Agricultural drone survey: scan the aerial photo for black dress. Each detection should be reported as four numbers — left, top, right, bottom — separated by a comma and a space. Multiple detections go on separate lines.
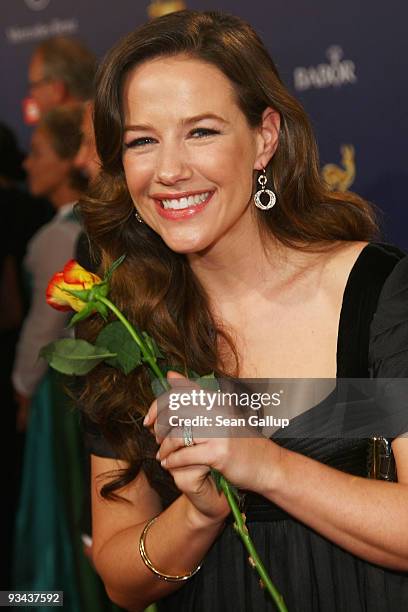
85, 243, 408, 612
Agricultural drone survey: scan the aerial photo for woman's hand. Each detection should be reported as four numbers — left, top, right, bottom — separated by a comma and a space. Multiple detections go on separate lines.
144, 372, 230, 523
144, 371, 284, 504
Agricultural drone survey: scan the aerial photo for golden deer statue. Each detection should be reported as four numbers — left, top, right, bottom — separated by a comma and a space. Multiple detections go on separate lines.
322, 144, 355, 192
147, 0, 186, 19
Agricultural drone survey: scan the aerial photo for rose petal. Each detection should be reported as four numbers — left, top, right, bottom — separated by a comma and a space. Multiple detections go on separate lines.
46, 272, 72, 311
63, 260, 101, 288
46, 272, 86, 312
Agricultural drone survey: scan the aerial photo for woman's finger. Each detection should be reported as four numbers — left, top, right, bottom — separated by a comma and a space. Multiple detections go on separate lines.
144, 370, 186, 427
156, 429, 183, 459
158, 427, 207, 460
149, 371, 205, 442
159, 443, 213, 470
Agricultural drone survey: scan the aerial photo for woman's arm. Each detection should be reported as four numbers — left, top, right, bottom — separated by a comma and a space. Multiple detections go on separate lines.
264, 436, 408, 571
91, 455, 228, 611
158, 434, 408, 571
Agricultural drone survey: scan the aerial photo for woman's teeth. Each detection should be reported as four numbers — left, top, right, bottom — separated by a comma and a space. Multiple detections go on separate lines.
161, 191, 210, 210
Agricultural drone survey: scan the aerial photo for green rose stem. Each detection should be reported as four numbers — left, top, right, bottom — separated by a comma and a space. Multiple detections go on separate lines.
91, 293, 286, 611
219, 475, 288, 612
96, 295, 169, 392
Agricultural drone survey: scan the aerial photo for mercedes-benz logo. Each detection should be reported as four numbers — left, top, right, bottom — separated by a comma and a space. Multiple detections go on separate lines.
326, 45, 343, 63
25, 0, 51, 11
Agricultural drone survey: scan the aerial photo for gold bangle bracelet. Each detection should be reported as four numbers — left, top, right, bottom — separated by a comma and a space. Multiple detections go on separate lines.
139, 516, 202, 582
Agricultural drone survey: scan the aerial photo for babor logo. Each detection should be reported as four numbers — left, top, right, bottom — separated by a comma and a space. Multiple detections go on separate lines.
24, 0, 50, 10
294, 46, 357, 92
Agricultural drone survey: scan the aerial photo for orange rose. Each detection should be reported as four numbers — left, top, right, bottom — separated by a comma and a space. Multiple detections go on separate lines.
46, 260, 102, 312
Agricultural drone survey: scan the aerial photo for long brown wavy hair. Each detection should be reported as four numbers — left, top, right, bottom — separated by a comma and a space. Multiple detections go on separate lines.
77, 10, 378, 500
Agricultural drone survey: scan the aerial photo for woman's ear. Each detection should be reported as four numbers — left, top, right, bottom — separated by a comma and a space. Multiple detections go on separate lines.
254, 107, 280, 171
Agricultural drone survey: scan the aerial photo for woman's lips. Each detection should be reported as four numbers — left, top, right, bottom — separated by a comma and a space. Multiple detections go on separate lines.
154, 191, 214, 220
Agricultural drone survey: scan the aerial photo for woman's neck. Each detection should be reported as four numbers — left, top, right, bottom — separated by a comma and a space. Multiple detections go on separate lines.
188, 221, 328, 313
187, 210, 287, 301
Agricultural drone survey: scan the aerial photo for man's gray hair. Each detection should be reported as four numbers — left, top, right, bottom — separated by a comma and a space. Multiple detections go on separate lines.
35, 36, 96, 100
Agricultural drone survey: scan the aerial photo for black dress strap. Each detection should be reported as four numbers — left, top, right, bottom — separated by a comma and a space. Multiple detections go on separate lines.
336, 243, 405, 378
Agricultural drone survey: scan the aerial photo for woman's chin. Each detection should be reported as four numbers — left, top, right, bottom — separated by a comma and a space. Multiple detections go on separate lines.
160, 230, 211, 255
164, 241, 205, 255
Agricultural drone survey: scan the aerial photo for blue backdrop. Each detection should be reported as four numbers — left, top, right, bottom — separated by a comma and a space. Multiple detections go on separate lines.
1, 0, 407, 247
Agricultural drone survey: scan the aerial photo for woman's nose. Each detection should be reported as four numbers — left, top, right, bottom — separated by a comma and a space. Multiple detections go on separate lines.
156, 144, 192, 185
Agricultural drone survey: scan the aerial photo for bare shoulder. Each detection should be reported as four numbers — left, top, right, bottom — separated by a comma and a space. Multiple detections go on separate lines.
324, 239, 369, 269
320, 240, 369, 296
91, 455, 162, 558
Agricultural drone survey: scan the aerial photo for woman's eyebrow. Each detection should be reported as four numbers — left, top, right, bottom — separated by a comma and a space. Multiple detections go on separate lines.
123, 123, 153, 132
124, 113, 228, 132
182, 113, 228, 126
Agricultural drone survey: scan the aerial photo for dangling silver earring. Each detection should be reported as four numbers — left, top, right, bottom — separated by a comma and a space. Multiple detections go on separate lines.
134, 209, 144, 223
254, 169, 276, 210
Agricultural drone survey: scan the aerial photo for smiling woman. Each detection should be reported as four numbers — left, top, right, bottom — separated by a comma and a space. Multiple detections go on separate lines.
76, 9, 408, 612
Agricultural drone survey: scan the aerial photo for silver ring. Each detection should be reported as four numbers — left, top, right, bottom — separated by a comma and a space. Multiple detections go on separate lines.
183, 425, 194, 447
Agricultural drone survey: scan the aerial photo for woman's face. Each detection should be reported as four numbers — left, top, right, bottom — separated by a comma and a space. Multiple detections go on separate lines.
122, 55, 277, 255
24, 127, 72, 199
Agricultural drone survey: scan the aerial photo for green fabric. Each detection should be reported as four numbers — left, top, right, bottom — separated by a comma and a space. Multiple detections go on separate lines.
13, 373, 81, 610
13, 371, 120, 611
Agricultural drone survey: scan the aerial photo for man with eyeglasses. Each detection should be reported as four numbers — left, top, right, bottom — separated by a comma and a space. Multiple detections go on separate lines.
28, 36, 96, 116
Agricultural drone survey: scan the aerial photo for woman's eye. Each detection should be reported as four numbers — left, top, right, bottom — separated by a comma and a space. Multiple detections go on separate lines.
190, 128, 219, 139
124, 137, 156, 149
